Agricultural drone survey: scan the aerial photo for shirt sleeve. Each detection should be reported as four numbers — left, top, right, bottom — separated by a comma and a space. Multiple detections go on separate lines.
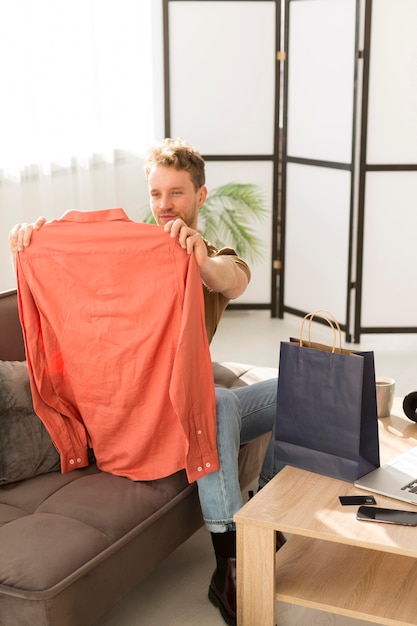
204, 240, 251, 284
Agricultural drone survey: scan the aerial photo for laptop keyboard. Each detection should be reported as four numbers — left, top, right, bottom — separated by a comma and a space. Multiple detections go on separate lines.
402, 479, 417, 493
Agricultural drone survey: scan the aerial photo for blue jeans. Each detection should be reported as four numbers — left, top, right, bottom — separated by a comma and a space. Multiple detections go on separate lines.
196, 378, 284, 533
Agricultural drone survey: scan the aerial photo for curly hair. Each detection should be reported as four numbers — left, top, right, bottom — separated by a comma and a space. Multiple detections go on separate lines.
144, 137, 205, 191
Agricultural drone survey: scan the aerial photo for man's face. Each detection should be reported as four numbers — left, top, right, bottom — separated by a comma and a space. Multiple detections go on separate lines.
148, 165, 207, 230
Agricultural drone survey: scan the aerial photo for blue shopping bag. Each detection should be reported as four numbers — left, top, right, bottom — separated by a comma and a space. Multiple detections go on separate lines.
274, 311, 380, 483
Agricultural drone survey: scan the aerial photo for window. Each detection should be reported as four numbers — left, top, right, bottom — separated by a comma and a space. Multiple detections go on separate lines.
0, 0, 158, 176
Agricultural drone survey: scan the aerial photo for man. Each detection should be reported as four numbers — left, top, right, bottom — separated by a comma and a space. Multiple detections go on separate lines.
9, 137, 283, 626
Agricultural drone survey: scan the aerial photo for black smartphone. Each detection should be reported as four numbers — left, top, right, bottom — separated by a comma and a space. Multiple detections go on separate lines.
339, 495, 376, 506
357, 506, 417, 526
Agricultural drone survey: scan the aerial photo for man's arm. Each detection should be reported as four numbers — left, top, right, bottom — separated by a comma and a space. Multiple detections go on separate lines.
8, 217, 46, 270
164, 218, 248, 299
199, 254, 248, 299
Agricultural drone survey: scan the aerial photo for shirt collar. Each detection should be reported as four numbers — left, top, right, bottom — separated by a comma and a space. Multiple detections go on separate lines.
59, 208, 131, 223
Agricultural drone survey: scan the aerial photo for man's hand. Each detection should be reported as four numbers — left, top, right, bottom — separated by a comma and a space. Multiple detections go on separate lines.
164, 218, 248, 299
164, 218, 208, 268
8, 216, 47, 254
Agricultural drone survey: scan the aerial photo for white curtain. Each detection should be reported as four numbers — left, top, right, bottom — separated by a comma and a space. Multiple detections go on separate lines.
0, 0, 162, 290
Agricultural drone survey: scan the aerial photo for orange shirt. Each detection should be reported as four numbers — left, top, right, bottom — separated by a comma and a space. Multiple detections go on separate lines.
16, 208, 218, 483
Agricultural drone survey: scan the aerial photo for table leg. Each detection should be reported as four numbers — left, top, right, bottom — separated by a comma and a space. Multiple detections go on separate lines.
236, 523, 276, 625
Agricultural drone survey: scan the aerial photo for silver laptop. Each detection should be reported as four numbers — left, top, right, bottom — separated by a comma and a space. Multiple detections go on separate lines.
354, 446, 417, 506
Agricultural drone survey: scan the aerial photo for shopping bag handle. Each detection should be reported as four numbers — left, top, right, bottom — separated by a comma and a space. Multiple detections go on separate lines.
300, 309, 343, 353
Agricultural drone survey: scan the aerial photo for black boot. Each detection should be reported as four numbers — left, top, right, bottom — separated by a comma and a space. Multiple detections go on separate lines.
208, 531, 237, 626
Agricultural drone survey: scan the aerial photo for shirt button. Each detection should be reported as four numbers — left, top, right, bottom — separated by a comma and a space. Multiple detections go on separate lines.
77, 458, 82, 463
205, 462, 211, 468
197, 430, 202, 435
197, 466, 203, 472
69, 459, 75, 465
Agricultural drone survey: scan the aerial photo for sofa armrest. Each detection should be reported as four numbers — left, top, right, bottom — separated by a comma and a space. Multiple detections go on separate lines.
0, 289, 26, 361
212, 361, 277, 389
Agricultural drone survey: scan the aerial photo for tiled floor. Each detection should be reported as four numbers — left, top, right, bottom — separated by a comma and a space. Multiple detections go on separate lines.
95, 310, 417, 626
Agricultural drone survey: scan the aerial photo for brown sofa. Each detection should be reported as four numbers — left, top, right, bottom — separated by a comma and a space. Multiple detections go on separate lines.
0, 288, 276, 626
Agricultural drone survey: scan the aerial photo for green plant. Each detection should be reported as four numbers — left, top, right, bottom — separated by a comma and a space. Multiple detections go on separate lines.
143, 183, 267, 263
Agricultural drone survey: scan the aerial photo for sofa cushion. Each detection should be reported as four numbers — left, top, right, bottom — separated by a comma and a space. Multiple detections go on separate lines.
212, 361, 277, 389
0, 466, 192, 591
0, 360, 60, 485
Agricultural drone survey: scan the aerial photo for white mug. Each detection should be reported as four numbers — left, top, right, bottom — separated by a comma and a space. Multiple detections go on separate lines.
376, 377, 395, 418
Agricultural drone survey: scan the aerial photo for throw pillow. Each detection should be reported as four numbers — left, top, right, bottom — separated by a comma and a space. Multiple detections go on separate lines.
0, 360, 60, 485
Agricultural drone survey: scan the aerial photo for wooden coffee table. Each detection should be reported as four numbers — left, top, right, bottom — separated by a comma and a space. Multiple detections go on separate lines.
235, 398, 417, 625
